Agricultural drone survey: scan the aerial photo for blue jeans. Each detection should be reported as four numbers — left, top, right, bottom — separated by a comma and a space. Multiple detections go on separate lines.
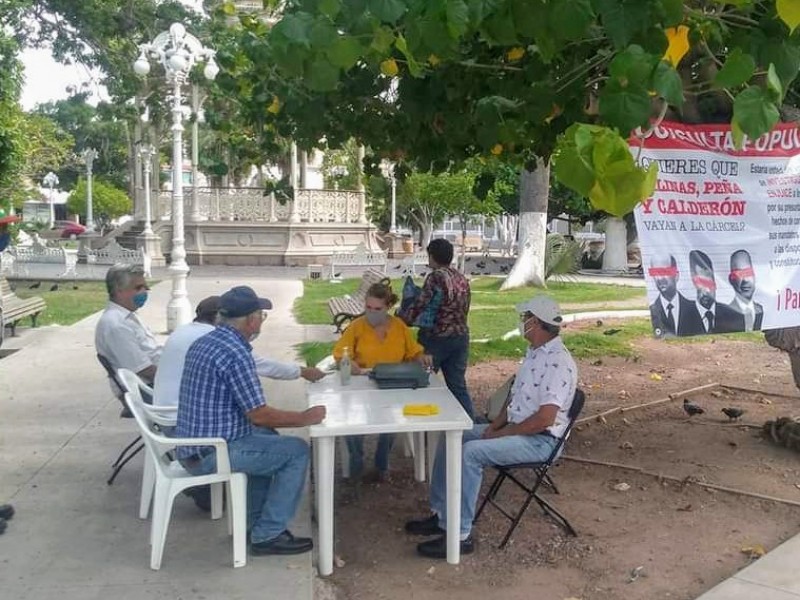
181, 427, 309, 544
428, 424, 557, 536
418, 331, 474, 419
345, 434, 394, 476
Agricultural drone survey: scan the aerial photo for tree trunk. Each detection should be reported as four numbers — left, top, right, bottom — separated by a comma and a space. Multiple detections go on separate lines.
421, 221, 433, 249
500, 158, 549, 290
602, 216, 628, 272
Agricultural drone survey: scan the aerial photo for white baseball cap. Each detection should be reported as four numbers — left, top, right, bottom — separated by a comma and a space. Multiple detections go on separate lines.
516, 296, 563, 326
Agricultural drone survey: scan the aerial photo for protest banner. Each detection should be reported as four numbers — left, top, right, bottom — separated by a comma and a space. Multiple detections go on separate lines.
633, 121, 800, 338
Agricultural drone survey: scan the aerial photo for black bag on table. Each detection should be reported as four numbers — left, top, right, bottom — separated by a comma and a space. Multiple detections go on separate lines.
369, 362, 430, 390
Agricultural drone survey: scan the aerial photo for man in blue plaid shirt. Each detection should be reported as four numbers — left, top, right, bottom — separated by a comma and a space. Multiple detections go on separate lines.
177, 286, 326, 556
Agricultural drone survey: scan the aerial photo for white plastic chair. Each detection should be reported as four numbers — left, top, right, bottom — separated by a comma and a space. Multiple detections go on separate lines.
113, 371, 178, 519
118, 369, 247, 570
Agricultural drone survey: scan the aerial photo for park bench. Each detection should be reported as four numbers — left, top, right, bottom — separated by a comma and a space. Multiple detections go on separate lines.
87, 240, 152, 278
329, 243, 387, 279
327, 268, 390, 333
0, 275, 46, 338
401, 250, 429, 276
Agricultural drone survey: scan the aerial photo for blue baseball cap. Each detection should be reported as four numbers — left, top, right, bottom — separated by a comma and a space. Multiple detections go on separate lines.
219, 286, 272, 318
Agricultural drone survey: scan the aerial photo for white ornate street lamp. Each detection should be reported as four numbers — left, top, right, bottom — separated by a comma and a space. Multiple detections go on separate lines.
82, 148, 98, 230
133, 22, 219, 332
138, 144, 156, 235
330, 165, 348, 191
43, 171, 59, 228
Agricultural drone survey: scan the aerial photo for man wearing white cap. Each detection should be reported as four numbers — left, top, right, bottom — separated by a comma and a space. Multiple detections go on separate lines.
405, 295, 578, 558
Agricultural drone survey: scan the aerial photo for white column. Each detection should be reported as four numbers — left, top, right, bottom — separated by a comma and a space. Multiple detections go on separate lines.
141, 146, 154, 235
357, 145, 368, 224
289, 141, 300, 223
83, 148, 97, 230
390, 177, 397, 233
167, 78, 192, 331
189, 84, 202, 222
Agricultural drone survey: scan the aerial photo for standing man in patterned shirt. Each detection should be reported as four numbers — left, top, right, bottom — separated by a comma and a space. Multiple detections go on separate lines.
405, 295, 578, 559
176, 285, 326, 556
403, 238, 474, 418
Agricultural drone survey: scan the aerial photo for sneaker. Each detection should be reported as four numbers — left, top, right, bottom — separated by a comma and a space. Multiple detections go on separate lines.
416, 534, 474, 559
404, 514, 444, 536
251, 530, 313, 556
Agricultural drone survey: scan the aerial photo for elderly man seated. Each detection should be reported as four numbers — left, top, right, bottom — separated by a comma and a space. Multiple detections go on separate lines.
405, 296, 578, 558
176, 286, 326, 556
154, 296, 325, 409
95, 264, 160, 386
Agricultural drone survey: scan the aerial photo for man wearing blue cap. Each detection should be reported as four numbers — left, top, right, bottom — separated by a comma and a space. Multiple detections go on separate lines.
176, 286, 326, 556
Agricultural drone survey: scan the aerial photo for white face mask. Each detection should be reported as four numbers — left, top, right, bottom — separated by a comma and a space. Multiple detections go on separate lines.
519, 318, 533, 339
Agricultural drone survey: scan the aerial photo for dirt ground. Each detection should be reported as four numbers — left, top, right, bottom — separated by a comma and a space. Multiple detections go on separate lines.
322, 321, 800, 600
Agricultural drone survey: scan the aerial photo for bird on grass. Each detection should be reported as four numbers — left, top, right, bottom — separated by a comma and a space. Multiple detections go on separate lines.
393, 264, 402, 270
49, 284, 58, 292
28, 281, 41, 289
333, 272, 342, 279
465, 256, 472, 263
72, 285, 79, 290
603, 328, 622, 336
721, 407, 745, 421
683, 399, 705, 417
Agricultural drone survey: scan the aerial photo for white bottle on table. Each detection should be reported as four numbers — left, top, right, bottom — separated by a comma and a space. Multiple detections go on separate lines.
339, 346, 352, 386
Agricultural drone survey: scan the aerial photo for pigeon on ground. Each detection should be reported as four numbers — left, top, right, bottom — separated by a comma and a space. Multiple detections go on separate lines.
394, 264, 402, 270
72, 285, 79, 290
721, 407, 745, 421
683, 399, 705, 417
465, 256, 472, 262
29, 281, 41, 289
333, 272, 342, 278
491, 258, 498, 263
603, 328, 622, 336
475, 261, 487, 269
49, 284, 59, 292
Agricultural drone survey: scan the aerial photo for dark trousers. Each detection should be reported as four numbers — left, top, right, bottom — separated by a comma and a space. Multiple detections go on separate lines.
418, 331, 474, 419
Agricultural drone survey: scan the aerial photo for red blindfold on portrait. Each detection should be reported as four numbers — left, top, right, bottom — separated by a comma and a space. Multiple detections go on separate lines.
648, 266, 678, 278
729, 267, 754, 281
691, 275, 716, 290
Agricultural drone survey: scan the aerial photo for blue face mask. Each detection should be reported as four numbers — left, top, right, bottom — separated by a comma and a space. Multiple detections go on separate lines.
132, 291, 148, 309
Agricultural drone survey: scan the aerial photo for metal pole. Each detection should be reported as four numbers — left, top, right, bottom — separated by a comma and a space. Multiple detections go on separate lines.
390, 176, 397, 233
167, 78, 192, 331
189, 84, 201, 222
141, 146, 154, 235
83, 148, 97, 229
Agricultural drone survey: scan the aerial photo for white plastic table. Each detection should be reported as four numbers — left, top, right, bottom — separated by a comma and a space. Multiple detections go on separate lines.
308, 373, 472, 576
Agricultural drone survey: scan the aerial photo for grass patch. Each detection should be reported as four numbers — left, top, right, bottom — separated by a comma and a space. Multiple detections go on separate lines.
295, 276, 647, 328
13, 280, 108, 326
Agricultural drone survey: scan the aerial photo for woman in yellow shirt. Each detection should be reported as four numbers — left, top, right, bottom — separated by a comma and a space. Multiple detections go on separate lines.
333, 282, 432, 481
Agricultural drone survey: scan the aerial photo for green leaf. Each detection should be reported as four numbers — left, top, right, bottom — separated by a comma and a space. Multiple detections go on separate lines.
777, 0, 800, 33
309, 19, 337, 48
318, 0, 342, 19
731, 118, 745, 149
593, 0, 650, 49
757, 39, 800, 89
368, 0, 407, 23
659, 0, 684, 27
327, 36, 364, 69
370, 26, 395, 53
714, 48, 755, 88
609, 45, 657, 87
446, 0, 470, 38
598, 81, 652, 134
652, 61, 684, 108
732, 86, 780, 141
549, 0, 594, 41
306, 58, 340, 91
272, 13, 315, 47
481, 6, 518, 45
767, 63, 784, 102
394, 34, 423, 77
222, 2, 237, 16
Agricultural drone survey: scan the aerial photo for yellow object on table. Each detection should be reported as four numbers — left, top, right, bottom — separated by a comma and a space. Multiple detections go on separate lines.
403, 403, 440, 416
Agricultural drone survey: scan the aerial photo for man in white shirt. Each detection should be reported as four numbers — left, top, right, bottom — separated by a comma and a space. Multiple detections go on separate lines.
727, 249, 763, 332
405, 295, 578, 559
95, 264, 161, 387
154, 296, 326, 407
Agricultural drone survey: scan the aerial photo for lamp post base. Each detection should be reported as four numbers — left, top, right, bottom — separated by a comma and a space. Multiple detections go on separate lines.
166, 263, 192, 332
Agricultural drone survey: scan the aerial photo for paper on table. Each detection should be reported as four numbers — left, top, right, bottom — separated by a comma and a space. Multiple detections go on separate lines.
403, 403, 440, 416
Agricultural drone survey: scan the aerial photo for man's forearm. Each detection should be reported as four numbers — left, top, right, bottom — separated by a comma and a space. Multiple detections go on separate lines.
249, 405, 308, 428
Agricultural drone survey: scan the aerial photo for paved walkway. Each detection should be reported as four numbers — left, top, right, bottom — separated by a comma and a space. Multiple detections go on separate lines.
0, 277, 317, 600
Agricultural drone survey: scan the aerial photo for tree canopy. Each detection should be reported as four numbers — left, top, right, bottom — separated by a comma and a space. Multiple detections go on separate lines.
214, 0, 800, 216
